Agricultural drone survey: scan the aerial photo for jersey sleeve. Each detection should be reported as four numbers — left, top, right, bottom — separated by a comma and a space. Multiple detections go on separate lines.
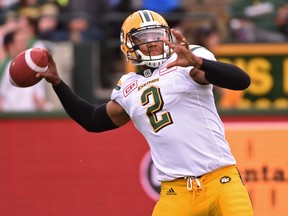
111, 78, 124, 101
189, 45, 217, 61
110, 73, 132, 107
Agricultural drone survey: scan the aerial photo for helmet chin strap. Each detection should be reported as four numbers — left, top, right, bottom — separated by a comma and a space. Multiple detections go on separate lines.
134, 43, 171, 68
134, 50, 168, 68
144, 58, 168, 68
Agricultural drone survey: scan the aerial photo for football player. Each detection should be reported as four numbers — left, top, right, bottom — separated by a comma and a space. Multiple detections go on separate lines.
38, 10, 254, 216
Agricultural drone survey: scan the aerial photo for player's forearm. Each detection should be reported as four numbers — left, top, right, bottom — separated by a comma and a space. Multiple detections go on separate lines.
53, 80, 118, 132
199, 58, 251, 90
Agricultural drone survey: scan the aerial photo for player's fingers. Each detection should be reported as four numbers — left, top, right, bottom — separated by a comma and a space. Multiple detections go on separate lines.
171, 29, 183, 42
171, 29, 188, 46
35, 71, 44, 79
180, 42, 189, 49
46, 51, 54, 63
162, 37, 173, 47
35, 60, 54, 79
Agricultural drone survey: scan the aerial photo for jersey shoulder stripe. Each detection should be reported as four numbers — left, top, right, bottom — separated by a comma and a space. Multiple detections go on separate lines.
189, 45, 203, 52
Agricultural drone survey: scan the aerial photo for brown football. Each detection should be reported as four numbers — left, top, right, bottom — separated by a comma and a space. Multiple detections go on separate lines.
9, 48, 49, 87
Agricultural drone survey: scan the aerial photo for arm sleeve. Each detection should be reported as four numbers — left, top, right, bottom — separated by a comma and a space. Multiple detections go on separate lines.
53, 80, 118, 132
200, 58, 251, 90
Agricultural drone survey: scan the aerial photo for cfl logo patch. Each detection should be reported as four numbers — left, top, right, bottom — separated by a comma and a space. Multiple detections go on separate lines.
124, 80, 138, 97
220, 176, 231, 184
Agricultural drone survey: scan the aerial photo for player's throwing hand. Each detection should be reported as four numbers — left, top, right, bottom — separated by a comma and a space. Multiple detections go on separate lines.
36, 52, 61, 86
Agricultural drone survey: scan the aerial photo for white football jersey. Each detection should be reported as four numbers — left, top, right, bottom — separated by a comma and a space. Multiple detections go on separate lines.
111, 46, 236, 181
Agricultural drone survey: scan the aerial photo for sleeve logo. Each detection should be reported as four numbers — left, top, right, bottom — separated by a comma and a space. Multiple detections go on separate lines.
124, 80, 138, 97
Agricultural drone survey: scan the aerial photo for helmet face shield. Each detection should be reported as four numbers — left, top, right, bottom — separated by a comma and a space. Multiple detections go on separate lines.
130, 27, 170, 46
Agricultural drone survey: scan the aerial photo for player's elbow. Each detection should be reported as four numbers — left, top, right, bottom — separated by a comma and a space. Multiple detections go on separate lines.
80, 122, 118, 133
81, 124, 105, 133
242, 74, 251, 90
234, 72, 251, 90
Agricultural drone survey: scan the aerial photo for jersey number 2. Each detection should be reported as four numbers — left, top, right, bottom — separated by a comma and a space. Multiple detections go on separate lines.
141, 86, 173, 132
